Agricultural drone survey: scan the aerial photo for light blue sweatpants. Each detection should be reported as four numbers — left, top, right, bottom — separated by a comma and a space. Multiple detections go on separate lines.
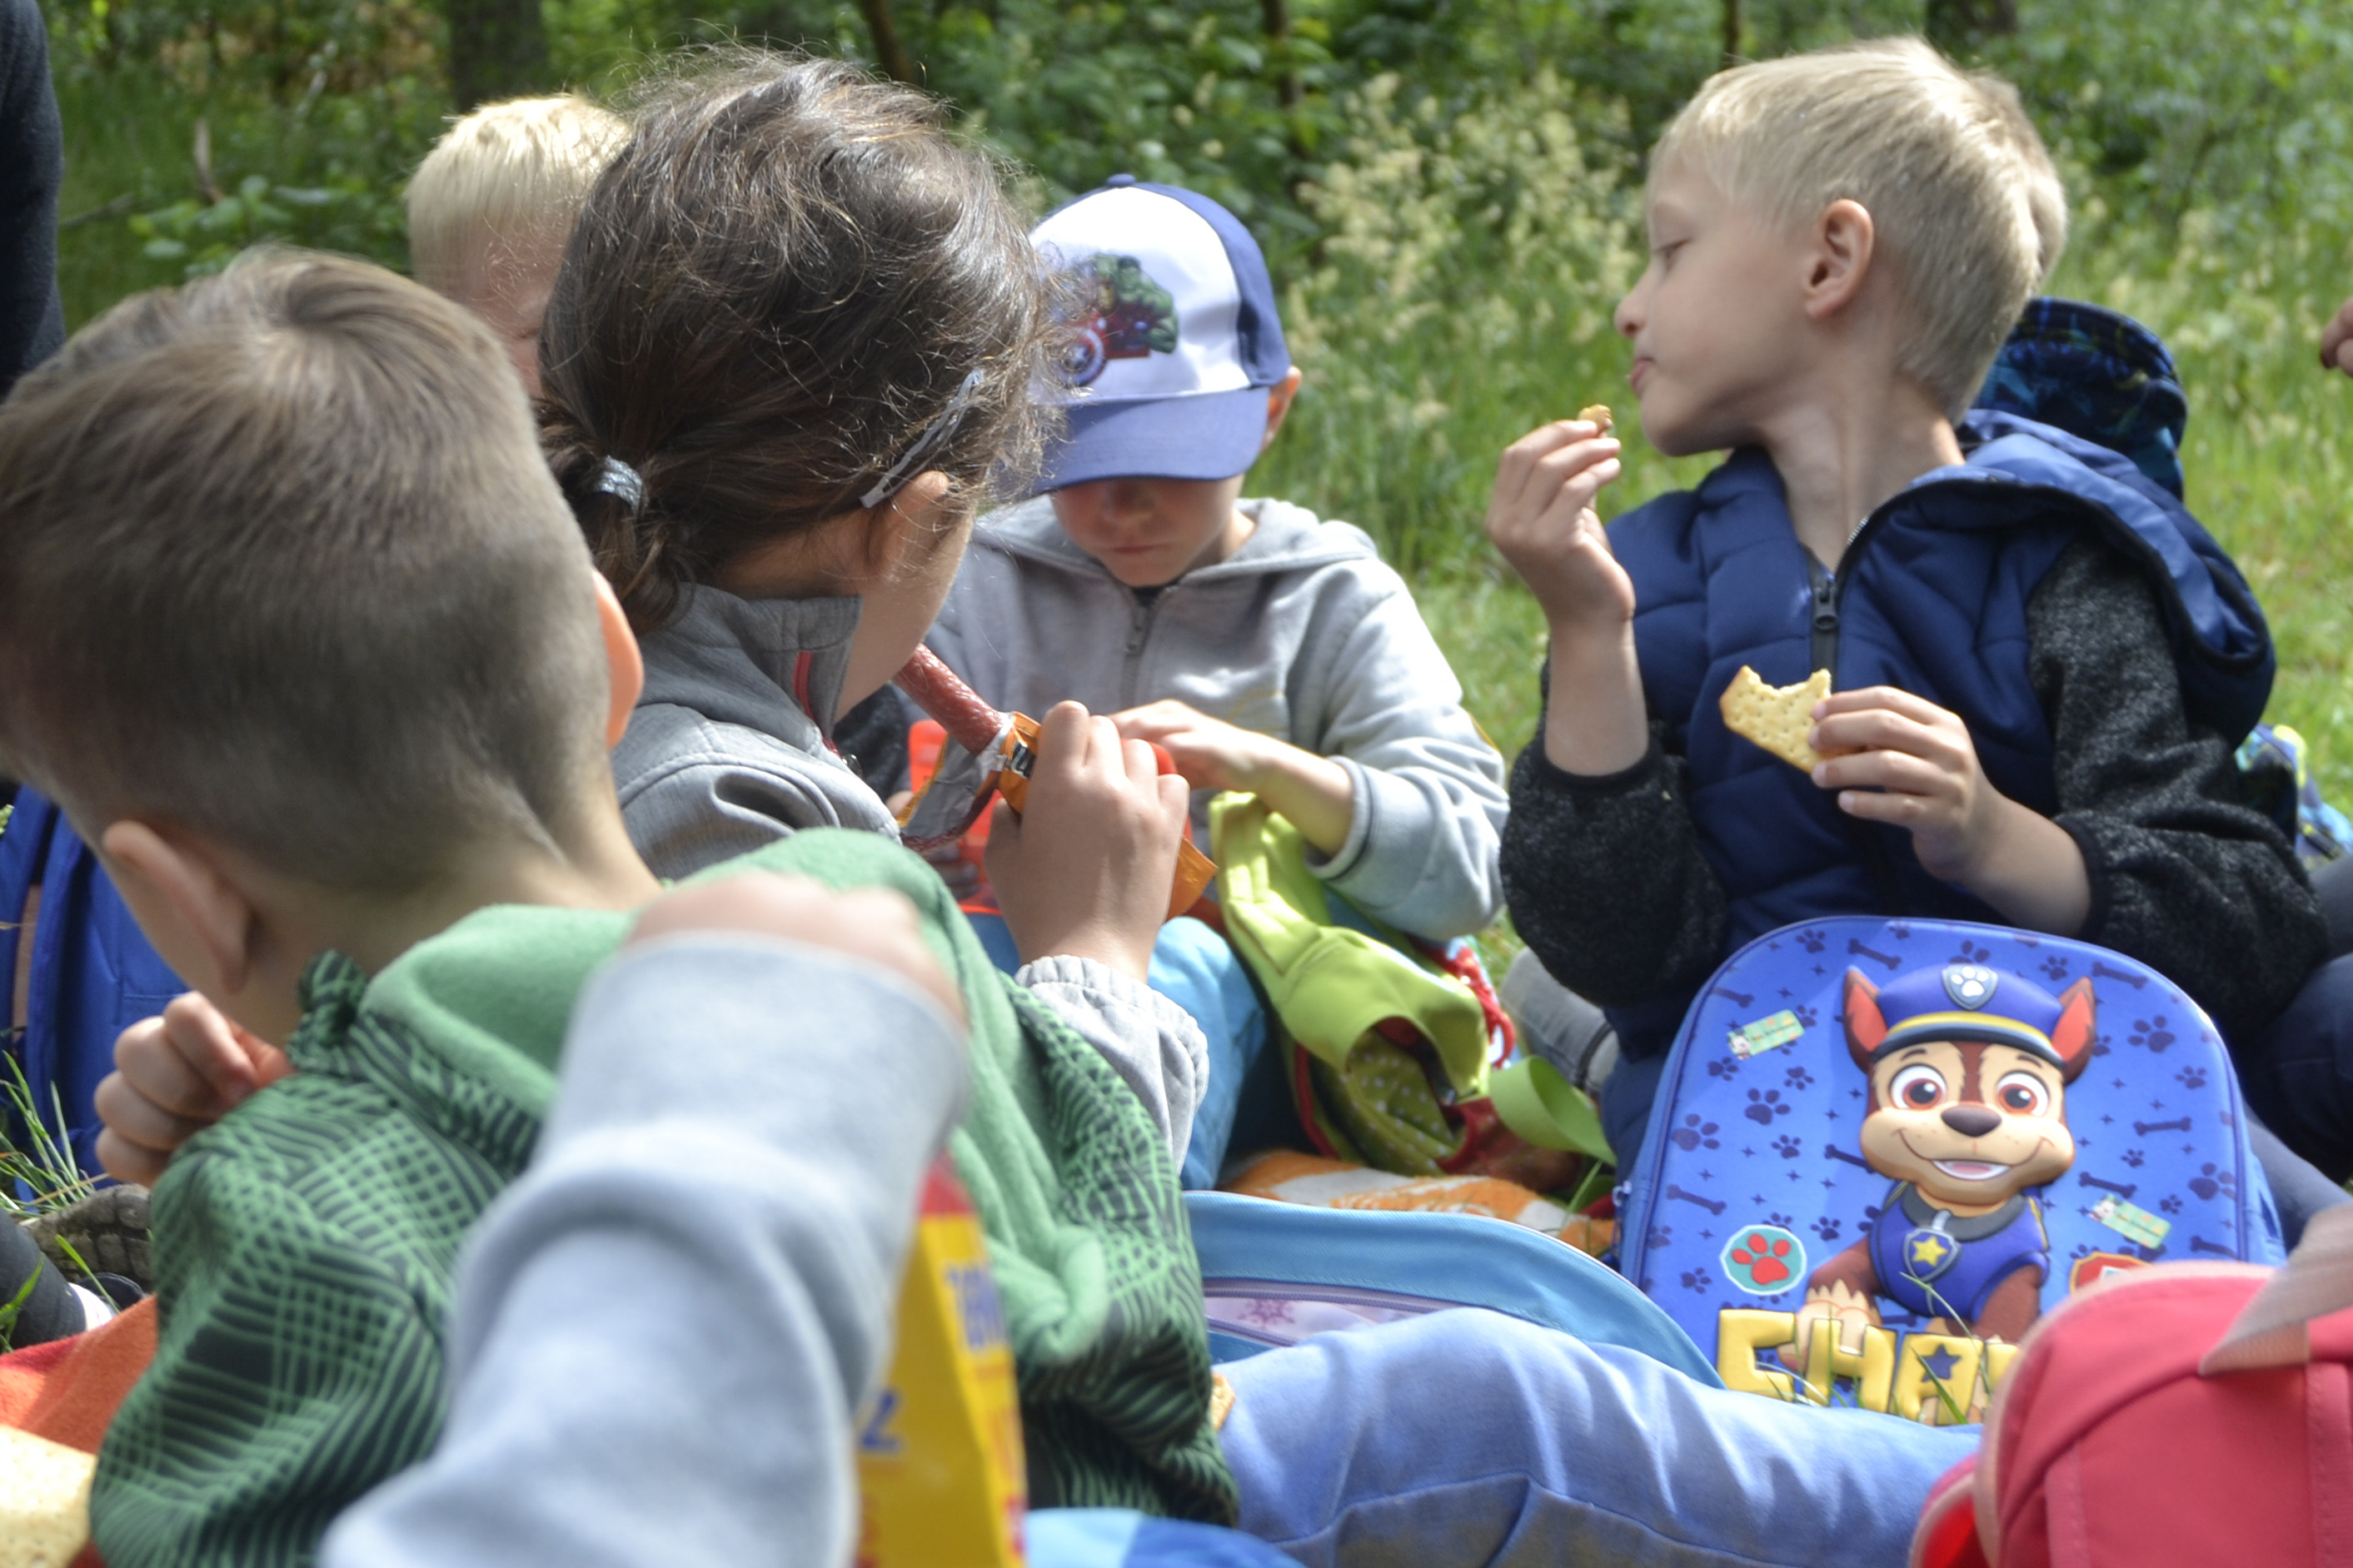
1217, 1308, 1977, 1567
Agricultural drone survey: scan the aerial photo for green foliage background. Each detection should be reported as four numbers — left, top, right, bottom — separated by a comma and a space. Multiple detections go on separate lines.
38, 0, 2353, 792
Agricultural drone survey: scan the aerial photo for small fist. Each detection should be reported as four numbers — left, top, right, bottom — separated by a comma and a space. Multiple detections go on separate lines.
2324, 296, 2353, 377
96, 993, 293, 1187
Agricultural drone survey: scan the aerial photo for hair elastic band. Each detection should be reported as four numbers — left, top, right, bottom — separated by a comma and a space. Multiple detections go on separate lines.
594, 455, 646, 510
860, 369, 985, 511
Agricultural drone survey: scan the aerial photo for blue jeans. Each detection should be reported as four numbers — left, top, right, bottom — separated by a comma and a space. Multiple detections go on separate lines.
1218, 1308, 1976, 1567
1030, 1510, 1295, 1566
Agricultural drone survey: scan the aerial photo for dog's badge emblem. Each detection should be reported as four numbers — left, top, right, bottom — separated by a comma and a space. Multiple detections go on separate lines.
1903, 1226, 1960, 1282
1942, 963, 1999, 1010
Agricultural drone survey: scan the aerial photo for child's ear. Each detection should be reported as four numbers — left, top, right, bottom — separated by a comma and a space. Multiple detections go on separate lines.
1259, 367, 1304, 454
1802, 199, 1877, 321
591, 570, 645, 749
98, 820, 264, 999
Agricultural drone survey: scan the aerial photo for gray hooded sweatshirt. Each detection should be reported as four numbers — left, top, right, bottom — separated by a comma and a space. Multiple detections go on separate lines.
929, 496, 1508, 942
610, 585, 1207, 1157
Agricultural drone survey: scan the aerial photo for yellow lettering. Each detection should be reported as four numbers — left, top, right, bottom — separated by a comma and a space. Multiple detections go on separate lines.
1802, 1322, 1898, 1410
1716, 1310, 1801, 1400
1892, 1334, 1983, 1424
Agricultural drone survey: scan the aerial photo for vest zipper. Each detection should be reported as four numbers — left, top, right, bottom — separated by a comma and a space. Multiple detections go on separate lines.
1120, 588, 1165, 710
1812, 510, 1908, 913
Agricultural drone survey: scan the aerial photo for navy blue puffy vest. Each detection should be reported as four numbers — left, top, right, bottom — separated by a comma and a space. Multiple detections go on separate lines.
1601, 411, 2273, 1068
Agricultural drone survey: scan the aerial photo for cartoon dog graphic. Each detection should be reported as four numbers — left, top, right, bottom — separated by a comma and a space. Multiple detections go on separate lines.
1783, 962, 2096, 1376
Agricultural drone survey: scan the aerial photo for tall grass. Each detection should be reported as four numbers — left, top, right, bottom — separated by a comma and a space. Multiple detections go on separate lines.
1254, 72, 2353, 799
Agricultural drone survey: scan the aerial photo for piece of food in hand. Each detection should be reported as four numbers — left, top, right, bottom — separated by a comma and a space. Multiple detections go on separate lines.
0, 1426, 95, 1568
1575, 403, 1613, 435
1719, 665, 1835, 771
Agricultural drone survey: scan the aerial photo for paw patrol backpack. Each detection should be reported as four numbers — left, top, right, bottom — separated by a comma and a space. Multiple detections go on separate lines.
1618, 916, 2285, 1422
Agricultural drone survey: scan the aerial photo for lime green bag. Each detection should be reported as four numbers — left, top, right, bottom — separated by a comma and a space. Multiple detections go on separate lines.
1209, 792, 1611, 1177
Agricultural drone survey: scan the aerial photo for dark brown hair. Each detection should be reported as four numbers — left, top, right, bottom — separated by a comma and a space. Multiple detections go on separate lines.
539, 52, 1056, 632
0, 251, 611, 894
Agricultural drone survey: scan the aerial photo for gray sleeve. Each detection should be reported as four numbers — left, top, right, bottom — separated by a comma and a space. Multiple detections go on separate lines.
1299, 581, 1509, 942
1014, 956, 1207, 1162
2031, 538, 2327, 1041
1500, 716, 1731, 1014
319, 938, 967, 1568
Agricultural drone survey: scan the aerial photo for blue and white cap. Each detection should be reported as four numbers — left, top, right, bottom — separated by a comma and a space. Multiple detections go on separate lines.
1030, 175, 1290, 490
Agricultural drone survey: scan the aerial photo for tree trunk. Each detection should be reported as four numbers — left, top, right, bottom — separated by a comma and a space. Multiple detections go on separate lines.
858, 0, 918, 84
1721, 0, 1742, 63
1924, 0, 2018, 53
1261, 0, 1301, 109
446, 0, 549, 110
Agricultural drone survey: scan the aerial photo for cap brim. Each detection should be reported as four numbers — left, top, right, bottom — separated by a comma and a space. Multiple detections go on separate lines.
1908, 1457, 1986, 1568
1034, 386, 1271, 491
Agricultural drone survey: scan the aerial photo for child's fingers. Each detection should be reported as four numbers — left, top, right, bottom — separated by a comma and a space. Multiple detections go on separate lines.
92, 1068, 217, 1163
1809, 706, 1962, 768
1495, 427, 1619, 515
1813, 748, 1957, 808
1809, 685, 1956, 725
119, 998, 255, 1115
94, 1125, 172, 1189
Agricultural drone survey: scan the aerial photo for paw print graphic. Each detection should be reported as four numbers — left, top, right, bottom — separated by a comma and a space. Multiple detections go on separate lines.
1237, 1297, 1298, 1328
2129, 1015, 2176, 1054
1727, 1234, 1794, 1287
1889, 921, 1913, 941
1767, 1212, 1795, 1229
2176, 1065, 2209, 1091
2091, 1033, 2113, 1058
1670, 1115, 1722, 1152
1812, 1215, 1843, 1242
1706, 1058, 1742, 1082
1951, 939, 1992, 964
2188, 1162, 2236, 1202
1646, 1226, 1673, 1250
1744, 1088, 1792, 1125
1773, 1134, 1802, 1160
2159, 1194, 2184, 1215
2121, 1147, 2145, 1168
1797, 928, 1827, 953
1681, 1267, 1717, 1294
1792, 1003, 1819, 1029
2040, 953, 2071, 982
1785, 1063, 1816, 1090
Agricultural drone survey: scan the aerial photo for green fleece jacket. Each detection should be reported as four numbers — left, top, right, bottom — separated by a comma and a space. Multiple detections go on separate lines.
92, 829, 1233, 1566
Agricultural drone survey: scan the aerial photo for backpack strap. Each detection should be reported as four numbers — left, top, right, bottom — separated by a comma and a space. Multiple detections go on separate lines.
2201, 1205, 2353, 1374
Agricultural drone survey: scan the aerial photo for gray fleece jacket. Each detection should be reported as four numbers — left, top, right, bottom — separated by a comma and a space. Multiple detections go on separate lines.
610, 585, 1208, 1158
929, 496, 1508, 942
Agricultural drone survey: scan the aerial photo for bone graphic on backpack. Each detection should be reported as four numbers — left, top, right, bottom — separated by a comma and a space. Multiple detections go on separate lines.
2134, 1117, 2192, 1137
1778, 963, 2096, 1381
2076, 1171, 2138, 1199
1666, 1185, 1728, 1216
2089, 960, 2148, 989
1847, 938, 1902, 970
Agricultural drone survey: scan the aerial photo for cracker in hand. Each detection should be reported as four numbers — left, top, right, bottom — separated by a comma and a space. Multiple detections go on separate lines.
1720, 665, 1833, 771
1576, 404, 1614, 435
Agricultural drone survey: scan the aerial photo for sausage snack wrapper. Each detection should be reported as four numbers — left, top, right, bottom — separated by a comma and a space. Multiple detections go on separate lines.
894, 648, 1217, 919
855, 1156, 1027, 1568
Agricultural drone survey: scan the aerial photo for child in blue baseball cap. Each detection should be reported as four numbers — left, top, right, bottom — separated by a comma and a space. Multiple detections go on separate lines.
929, 176, 1508, 948
925, 176, 1511, 1187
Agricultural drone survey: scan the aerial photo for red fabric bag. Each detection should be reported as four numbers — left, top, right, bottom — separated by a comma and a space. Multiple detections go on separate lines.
1912, 1205, 2353, 1568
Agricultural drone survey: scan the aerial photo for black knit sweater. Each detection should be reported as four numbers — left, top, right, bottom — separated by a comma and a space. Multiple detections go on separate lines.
1502, 537, 2326, 1051
1, 0, 64, 395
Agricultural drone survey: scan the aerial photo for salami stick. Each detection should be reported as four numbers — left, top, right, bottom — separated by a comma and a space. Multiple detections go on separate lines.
896, 645, 1007, 756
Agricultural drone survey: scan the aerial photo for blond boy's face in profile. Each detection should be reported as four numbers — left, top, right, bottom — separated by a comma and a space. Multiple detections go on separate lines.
439, 231, 567, 397
1613, 157, 1820, 460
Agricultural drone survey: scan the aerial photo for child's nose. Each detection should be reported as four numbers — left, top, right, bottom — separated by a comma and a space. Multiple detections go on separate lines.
1940, 1104, 2002, 1139
1614, 283, 1644, 340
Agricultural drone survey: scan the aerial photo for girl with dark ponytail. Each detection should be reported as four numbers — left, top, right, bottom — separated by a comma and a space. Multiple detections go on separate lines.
536, 52, 1240, 1522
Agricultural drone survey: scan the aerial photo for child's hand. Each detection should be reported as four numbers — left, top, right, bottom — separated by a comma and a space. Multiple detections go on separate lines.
2326, 296, 2353, 377
627, 872, 964, 1026
986, 701, 1188, 980
95, 993, 294, 1187
1484, 417, 1628, 631
1808, 687, 2089, 934
1113, 699, 1355, 855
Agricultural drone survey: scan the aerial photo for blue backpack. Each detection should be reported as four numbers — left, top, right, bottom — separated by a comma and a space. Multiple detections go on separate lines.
0, 785, 187, 1176
1618, 916, 2282, 1421
1185, 1191, 1718, 1386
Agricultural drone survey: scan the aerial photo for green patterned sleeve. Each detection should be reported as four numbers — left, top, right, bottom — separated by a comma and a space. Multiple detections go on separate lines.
92, 1137, 450, 1568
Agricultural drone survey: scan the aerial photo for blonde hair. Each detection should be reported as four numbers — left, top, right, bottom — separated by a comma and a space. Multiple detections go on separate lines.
407, 94, 631, 294
1653, 37, 2066, 418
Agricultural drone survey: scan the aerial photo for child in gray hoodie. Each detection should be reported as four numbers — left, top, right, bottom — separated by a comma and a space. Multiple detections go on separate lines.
929, 180, 1506, 948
